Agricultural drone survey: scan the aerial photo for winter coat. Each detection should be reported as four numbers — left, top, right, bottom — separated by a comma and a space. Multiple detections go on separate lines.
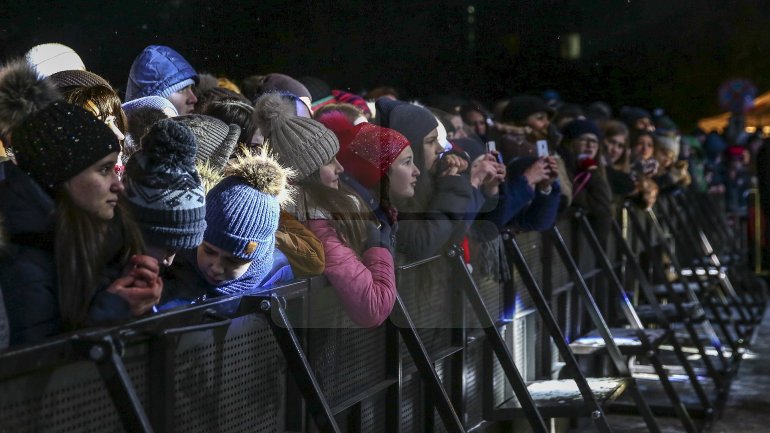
125, 45, 197, 101
306, 218, 396, 328
481, 174, 561, 234
0, 214, 9, 349
0, 162, 133, 345
397, 174, 485, 261
159, 248, 294, 310
571, 166, 613, 246
276, 210, 325, 278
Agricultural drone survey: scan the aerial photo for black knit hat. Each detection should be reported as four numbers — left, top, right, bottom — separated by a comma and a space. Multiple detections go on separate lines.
561, 119, 603, 142
13, 101, 118, 192
124, 119, 206, 250
501, 95, 551, 123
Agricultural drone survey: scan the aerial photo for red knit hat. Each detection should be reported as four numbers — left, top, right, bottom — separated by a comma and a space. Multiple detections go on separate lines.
318, 111, 410, 188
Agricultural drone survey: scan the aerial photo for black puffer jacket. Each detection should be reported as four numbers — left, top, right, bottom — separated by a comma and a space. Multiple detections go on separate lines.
0, 162, 132, 345
0, 211, 9, 350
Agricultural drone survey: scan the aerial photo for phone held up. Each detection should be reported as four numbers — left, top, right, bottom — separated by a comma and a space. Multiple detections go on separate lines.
486, 141, 504, 164
536, 140, 549, 158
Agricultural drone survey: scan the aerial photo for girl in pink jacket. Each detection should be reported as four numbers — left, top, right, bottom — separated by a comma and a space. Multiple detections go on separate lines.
255, 94, 418, 327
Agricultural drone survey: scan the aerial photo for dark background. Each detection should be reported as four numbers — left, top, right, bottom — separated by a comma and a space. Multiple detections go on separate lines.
2, 0, 769, 129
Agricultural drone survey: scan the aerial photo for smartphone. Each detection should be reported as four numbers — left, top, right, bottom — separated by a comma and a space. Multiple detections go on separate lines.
486, 141, 504, 164
536, 140, 549, 158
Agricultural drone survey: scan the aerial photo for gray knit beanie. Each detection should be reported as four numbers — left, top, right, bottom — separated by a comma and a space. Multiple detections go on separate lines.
254, 93, 338, 180
172, 114, 240, 173
124, 119, 206, 250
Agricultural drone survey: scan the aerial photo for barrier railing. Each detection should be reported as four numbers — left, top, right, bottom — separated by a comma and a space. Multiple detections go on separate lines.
0, 193, 749, 433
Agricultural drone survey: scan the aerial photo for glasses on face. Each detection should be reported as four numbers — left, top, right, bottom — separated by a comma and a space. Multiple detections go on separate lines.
605, 137, 625, 147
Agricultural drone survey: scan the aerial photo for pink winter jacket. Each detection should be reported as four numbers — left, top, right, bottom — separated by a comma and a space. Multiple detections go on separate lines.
306, 219, 396, 328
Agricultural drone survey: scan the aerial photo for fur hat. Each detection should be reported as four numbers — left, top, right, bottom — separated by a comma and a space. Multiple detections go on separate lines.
124, 119, 206, 250
24, 43, 86, 77
204, 149, 292, 277
0, 59, 117, 192
318, 111, 410, 188
254, 93, 338, 181
172, 114, 240, 174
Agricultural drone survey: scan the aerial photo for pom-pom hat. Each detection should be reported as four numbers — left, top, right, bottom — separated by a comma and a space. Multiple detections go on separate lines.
318, 111, 410, 188
123, 119, 206, 250
204, 149, 292, 280
0, 59, 116, 192
254, 93, 338, 180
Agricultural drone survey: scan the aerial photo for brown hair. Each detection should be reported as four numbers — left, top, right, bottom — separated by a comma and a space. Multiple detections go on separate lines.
55, 193, 144, 329
298, 171, 376, 254
602, 120, 631, 172
61, 85, 127, 136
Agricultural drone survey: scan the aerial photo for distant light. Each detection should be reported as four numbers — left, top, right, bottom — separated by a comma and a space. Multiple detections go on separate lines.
467, 5, 476, 14
746, 126, 757, 133
468, 16, 475, 24
561, 33, 581, 60
763, 126, 770, 134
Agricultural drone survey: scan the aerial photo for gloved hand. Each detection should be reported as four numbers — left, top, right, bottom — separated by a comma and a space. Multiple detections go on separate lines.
363, 220, 394, 255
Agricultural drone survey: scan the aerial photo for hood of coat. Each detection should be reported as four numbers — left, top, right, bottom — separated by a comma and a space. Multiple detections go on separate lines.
125, 45, 198, 101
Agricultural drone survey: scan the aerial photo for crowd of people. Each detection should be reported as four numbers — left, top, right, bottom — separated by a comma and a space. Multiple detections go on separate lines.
0, 42, 759, 348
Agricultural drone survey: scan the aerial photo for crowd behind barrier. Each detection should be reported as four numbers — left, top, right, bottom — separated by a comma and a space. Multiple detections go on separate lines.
0, 41, 768, 433
0, 196, 748, 433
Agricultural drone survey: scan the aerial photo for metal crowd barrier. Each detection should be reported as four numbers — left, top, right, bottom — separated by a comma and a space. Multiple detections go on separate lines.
0, 193, 753, 433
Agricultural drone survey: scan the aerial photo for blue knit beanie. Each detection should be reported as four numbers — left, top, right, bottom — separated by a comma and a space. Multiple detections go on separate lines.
203, 150, 291, 279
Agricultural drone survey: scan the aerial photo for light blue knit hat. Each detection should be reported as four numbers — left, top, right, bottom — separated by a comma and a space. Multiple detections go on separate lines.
203, 150, 292, 273
121, 96, 179, 117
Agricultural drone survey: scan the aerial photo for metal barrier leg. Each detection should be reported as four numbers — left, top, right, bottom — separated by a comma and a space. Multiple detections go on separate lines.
447, 246, 550, 433
502, 236, 616, 433
548, 227, 662, 433
646, 205, 738, 372
74, 336, 154, 433
389, 294, 467, 433
574, 213, 701, 432
249, 296, 342, 433
627, 208, 728, 393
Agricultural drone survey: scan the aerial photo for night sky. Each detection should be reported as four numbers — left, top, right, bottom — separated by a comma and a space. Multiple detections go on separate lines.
3, 0, 770, 128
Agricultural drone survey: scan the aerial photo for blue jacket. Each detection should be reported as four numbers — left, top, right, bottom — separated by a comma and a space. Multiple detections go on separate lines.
158, 248, 295, 311
482, 174, 561, 233
0, 163, 133, 345
125, 45, 197, 101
